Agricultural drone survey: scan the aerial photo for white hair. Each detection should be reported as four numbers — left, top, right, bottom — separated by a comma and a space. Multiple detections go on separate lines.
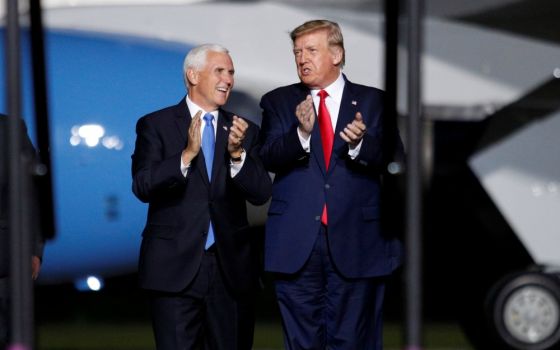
183, 43, 229, 89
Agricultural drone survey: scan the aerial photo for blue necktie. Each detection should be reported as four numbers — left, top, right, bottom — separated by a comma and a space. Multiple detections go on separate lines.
202, 113, 215, 249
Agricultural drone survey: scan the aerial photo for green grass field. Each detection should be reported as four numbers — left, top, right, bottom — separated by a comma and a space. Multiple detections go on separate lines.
37, 322, 474, 350
34, 278, 477, 349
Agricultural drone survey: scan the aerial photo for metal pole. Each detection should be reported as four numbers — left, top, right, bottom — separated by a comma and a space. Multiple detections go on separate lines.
6, 0, 34, 348
383, 0, 398, 116
29, 0, 56, 239
405, 0, 423, 349
383, 0, 399, 164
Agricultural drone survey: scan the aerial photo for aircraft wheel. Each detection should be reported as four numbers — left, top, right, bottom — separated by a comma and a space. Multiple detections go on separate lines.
487, 272, 560, 350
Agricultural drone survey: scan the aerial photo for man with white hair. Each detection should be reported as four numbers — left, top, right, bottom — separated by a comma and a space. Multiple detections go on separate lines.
132, 44, 271, 350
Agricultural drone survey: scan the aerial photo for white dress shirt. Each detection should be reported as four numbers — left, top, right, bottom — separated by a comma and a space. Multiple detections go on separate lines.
297, 73, 362, 158
181, 95, 245, 177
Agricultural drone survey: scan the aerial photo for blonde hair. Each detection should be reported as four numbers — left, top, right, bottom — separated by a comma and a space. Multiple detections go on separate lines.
290, 20, 345, 68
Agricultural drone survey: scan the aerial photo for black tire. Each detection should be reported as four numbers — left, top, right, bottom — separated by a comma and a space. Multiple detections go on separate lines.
486, 272, 560, 350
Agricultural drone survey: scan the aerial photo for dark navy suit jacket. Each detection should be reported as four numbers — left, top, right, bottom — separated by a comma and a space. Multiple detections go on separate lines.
259, 77, 403, 278
131, 98, 271, 296
0, 115, 44, 278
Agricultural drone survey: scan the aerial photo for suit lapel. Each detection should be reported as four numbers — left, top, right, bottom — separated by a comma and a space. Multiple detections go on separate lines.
174, 98, 190, 143
293, 84, 328, 175
175, 99, 211, 186
310, 112, 327, 175
330, 81, 359, 173
211, 110, 230, 184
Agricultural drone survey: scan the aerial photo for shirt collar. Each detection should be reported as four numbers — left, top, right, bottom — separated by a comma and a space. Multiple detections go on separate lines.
311, 73, 345, 103
185, 95, 218, 120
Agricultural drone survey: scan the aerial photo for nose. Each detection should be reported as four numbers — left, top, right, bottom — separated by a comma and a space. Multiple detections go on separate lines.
222, 72, 233, 86
297, 52, 307, 65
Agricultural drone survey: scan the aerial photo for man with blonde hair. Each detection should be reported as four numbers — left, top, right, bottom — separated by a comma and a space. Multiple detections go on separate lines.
259, 20, 403, 349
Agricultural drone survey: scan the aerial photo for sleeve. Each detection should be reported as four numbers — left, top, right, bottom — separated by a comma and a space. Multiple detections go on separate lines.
230, 123, 272, 205
258, 95, 310, 174
131, 116, 188, 203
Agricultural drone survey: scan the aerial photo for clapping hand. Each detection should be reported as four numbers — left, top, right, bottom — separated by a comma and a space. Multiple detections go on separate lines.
228, 115, 248, 158
340, 112, 366, 148
295, 95, 315, 139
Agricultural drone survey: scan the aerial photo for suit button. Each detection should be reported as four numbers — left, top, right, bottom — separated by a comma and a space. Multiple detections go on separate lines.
315, 216, 321, 221
325, 184, 330, 189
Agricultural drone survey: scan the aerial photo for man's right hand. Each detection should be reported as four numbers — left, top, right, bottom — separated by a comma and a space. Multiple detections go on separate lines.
296, 95, 315, 139
181, 110, 202, 165
32, 256, 41, 280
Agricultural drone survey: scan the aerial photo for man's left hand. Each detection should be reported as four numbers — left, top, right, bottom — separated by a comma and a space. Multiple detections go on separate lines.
339, 112, 366, 148
228, 116, 248, 157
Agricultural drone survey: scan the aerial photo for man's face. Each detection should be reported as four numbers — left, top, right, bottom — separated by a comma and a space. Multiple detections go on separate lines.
188, 51, 234, 111
293, 29, 342, 89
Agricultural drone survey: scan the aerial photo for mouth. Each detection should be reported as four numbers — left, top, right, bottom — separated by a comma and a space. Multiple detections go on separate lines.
300, 67, 312, 75
216, 87, 229, 94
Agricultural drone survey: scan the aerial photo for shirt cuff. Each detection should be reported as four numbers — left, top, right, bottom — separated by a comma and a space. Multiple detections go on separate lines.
230, 150, 246, 177
297, 128, 311, 153
180, 158, 190, 177
348, 139, 363, 159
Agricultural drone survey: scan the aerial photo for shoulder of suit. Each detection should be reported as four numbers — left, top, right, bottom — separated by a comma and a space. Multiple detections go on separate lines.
0, 114, 28, 131
261, 82, 303, 100
139, 103, 182, 123
345, 79, 385, 97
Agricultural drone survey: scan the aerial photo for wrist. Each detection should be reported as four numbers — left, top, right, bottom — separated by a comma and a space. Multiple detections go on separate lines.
182, 149, 195, 164
230, 149, 244, 162
297, 126, 311, 140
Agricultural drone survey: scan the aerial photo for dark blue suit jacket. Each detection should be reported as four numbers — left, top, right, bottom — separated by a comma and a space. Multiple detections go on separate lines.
131, 98, 271, 296
259, 77, 403, 278
0, 115, 44, 278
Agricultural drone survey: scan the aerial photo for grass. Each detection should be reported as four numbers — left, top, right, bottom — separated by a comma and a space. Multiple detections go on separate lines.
34, 279, 475, 349
37, 321, 474, 350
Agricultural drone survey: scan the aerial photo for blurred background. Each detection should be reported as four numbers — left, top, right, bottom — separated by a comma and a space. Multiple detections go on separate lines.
2, 0, 560, 349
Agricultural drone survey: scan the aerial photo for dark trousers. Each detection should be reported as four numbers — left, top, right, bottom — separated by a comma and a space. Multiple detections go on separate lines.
0, 277, 8, 350
148, 251, 255, 350
274, 226, 386, 350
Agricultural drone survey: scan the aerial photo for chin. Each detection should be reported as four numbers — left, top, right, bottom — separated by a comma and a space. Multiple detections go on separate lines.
215, 97, 227, 106
300, 77, 313, 86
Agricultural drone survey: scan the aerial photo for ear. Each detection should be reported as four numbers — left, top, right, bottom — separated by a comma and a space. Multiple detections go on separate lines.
331, 46, 343, 66
186, 68, 198, 86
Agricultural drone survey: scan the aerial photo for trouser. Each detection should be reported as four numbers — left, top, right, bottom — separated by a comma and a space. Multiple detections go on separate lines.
148, 251, 255, 350
0, 277, 9, 349
274, 226, 386, 350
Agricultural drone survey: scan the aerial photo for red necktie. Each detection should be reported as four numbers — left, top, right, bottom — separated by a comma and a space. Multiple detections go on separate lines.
318, 89, 334, 225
